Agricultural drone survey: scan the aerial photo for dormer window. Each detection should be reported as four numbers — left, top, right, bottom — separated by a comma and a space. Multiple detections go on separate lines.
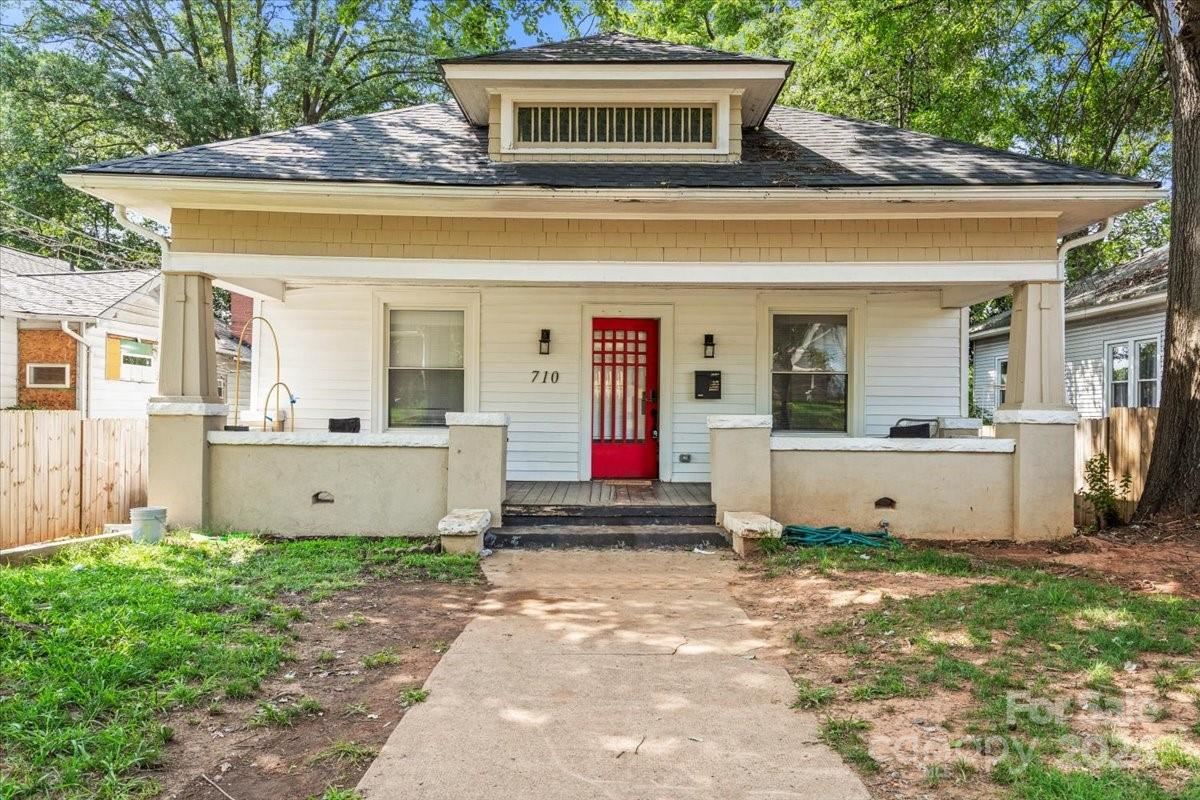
497, 91, 733, 157
514, 104, 716, 148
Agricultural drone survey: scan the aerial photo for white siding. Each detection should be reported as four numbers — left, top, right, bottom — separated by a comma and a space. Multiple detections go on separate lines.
86, 318, 160, 418
254, 285, 965, 482
0, 316, 16, 408
970, 308, 1166, 419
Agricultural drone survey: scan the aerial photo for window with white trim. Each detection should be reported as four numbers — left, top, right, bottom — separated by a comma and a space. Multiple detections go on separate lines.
387, 309, 464, 426
995, 358, 1008, 409
26, 363, 70, 388
515, 104, 716, 147
1107, 336, 1161, 410
770, 314, 849, 432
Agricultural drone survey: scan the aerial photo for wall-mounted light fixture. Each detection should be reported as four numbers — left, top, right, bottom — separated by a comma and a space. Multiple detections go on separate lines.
539, 329, 552, 355
703, 333, 716, 359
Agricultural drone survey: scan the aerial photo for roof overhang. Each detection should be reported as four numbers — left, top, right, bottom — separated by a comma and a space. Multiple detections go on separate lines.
61, 173, 1164, 235
440, 62, 791, 127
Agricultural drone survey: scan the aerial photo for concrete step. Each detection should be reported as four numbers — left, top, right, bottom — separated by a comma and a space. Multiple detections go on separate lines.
489, 524, 729, 550
502, 503, 716, 527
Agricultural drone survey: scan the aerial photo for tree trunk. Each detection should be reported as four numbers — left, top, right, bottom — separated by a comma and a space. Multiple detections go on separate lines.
1136, 0, 1200, 518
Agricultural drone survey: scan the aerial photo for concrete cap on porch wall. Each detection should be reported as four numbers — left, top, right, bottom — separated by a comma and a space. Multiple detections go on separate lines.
147, 400, 230, 417
707, 415, 773, 429
994, 409, 1080, 425
445, 412, 510, 427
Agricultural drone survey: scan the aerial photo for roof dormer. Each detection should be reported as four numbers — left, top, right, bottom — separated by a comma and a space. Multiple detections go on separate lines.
438, 32, 792, 163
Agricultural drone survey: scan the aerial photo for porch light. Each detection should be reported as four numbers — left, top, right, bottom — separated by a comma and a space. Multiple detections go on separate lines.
703, 333, 716, 359
539, 329, 552, 355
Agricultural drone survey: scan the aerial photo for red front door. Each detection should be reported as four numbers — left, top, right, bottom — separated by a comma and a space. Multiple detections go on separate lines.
591, 318, 659, 479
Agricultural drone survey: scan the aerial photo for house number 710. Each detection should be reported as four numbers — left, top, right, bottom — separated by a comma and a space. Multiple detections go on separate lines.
530, 370, 560, 384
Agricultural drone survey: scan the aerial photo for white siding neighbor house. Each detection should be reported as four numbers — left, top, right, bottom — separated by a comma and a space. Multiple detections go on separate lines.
971, 247, 1167, 419
0, 246, 161, 417
62, 33, 1162, 543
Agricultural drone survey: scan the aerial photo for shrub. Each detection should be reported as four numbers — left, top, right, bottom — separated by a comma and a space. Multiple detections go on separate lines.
1079, 453, 1131, 529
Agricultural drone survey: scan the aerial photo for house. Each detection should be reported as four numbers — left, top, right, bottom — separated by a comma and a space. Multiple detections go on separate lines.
1, 245, 252, 416
60, 32, 1162, 542
0, 246, 161, 416
971, 246, 1167, 419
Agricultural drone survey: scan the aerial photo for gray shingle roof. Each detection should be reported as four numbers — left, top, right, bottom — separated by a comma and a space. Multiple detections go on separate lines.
972, 246, 1169, 335
69, 102, 1154, 189
438, 31, 791, 65
0, 268, 159, 318
0, 246, 73, 275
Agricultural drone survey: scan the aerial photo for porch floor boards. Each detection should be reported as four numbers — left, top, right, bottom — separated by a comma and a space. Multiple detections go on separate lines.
504, 480, 711, 507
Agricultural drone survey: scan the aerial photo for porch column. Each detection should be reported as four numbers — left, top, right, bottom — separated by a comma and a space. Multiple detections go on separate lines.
995, 281, 1078, 541
707, 415, 772, 523
446, 413, 509, 527
147, 273, 227, 529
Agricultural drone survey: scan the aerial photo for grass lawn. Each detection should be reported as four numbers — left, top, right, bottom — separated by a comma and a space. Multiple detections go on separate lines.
754, 542, 1200, 800
0, 533, 478, 800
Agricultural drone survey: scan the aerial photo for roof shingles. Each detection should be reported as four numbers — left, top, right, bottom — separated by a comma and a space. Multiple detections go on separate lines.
438, 31, 790, 64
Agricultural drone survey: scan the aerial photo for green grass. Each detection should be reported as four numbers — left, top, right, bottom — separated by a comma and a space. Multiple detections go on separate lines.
819, 716, 879, 773
307, 739, 377, 767
792, 679, 836, 709
399, 687, 430, 707
769, 542, 1200, 799
248, 697, 323, 728
0, 532, 478, 799
362, 648, 401, 669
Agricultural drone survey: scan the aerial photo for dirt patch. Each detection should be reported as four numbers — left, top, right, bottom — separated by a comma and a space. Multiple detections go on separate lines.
949, 519, 1200, 597
153, 577, 484, 800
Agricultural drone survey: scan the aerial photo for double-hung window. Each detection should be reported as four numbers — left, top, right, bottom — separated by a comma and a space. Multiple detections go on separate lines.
770, 314, 849, 432
1106, 336, 1161, 411
995, 358, 1008, 410
387, 309, 465, 426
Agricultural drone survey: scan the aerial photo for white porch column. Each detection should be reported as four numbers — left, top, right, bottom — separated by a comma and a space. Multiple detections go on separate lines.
446, 412, 509, 527
707, 415, 772, 523
148, 273, 227, 528
995, 281, 1077, 541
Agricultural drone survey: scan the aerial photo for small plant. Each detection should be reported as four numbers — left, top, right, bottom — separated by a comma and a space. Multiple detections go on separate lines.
343, 702, 370, 717
1151, 736, 1200, 770
819, 716, 878, 773
333, 613, 368, 631
362, 648, 401, 669
317, 650, 337, 664
1084, 662, 1118, 693
399, 687, 430, 708
924, 763, 944, 788
307, 788, 364, 800
224, 678, 257, 699
1079, 453, 1132, 529
308, 740, 377, 766
249, 697, 322, 728
1146, 703, 1170, 722
792, 680, 836, 709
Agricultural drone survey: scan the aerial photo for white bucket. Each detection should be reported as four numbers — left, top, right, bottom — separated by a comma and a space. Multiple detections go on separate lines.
130, 506, 168, 544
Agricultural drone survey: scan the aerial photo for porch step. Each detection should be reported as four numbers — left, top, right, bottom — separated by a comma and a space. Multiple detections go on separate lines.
491, 524, 729, 550
501, 503, 716, 528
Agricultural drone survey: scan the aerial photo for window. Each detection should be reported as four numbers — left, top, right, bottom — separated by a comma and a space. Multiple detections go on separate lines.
771, 314, 849, 432
995, 358, 1008, 409
26, 363, 70, 388
387, 309, 464, 426
1107, 336, 1160, 411
1136, 338, 1160, 407
515, 104, 716, 147
105, 335, 156, 382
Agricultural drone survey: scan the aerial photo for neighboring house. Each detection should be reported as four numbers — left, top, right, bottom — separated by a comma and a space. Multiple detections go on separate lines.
0, 246, 161, 416
215, 317, 252, 412
63, 32, 1162, 542
971, 247, 1167, 419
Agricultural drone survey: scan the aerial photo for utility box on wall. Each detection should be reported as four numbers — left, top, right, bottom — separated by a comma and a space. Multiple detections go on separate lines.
694, 370, 722, 400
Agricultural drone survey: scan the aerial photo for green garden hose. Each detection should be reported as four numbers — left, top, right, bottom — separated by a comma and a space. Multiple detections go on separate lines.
781, 525, 902, 549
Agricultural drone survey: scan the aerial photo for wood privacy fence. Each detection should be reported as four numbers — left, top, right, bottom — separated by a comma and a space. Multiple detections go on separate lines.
0, 411, 148, 550
1074, 407, 1158, 523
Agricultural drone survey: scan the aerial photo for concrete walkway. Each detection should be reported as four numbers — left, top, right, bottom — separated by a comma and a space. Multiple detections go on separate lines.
357, 550, 870, 800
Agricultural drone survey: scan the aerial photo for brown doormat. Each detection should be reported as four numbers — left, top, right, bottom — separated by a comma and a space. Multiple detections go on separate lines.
603, 479, 653, 487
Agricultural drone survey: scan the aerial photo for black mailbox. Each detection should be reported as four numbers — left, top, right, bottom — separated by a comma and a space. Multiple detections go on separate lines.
694, 370, 722, 399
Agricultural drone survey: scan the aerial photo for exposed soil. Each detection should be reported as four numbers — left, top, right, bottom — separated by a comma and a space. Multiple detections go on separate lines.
949, 517, 1200, 598
152, 577, 484, 800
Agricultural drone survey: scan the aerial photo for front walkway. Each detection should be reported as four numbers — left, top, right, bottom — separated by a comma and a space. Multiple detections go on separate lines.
356, 550, 869, 800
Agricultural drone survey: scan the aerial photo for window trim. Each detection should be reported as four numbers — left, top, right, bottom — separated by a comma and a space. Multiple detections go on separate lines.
26, 362, 70, 389
1102, 333, 1163, 413
498, 89, 732, 156
994, 357, 1008, 411
370, 290, 480, 433
756, 294, 866, 437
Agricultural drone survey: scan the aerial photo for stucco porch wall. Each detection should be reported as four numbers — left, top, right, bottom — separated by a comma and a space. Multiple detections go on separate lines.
207, 433, 449, 536
769, 441, 1015, 540
170, 210, 1058, 263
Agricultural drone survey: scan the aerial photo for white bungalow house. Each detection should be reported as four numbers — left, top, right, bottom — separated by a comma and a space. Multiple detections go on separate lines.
60, 33, 1161, 543
971, 246, 1167, 419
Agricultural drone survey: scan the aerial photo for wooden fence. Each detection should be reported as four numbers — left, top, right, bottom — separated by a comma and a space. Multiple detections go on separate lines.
1074, 407, 1158, 524
0, 411, 148, 550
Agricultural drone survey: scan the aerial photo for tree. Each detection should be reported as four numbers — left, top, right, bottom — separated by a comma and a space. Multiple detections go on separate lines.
1132, 0, 1200, 518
